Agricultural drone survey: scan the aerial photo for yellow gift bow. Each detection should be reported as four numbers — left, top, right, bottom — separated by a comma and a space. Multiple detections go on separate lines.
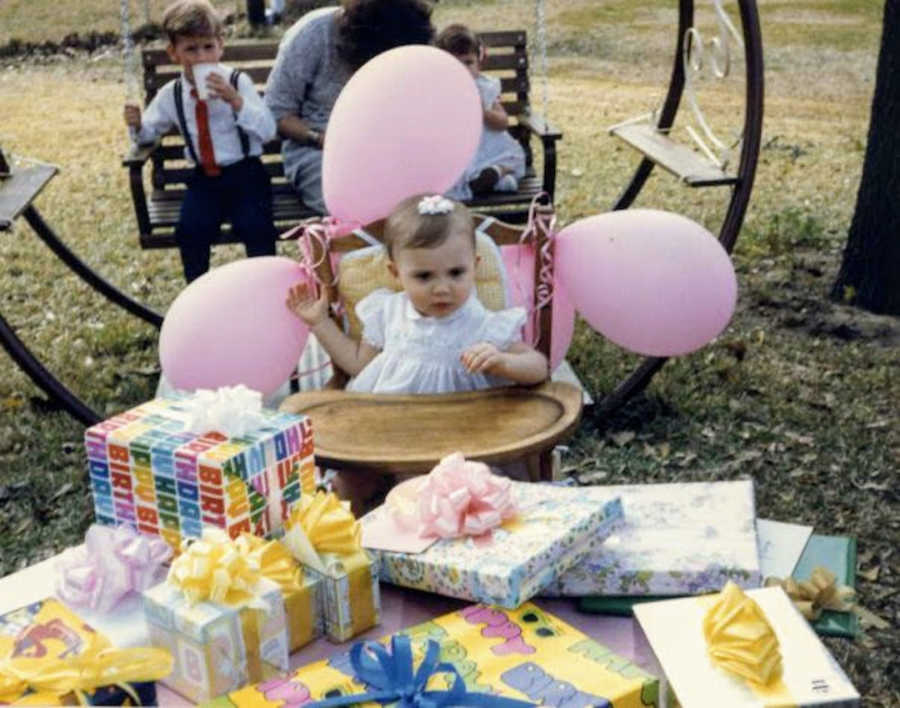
764, 566, 854, 621
236, 534, 305, 595
236, 533, 317, 650
702, 581, 783, 686
0, 631, 172, 706
167, 527, 265, 607
283, 491, 375, 637
283, 491, 367, 576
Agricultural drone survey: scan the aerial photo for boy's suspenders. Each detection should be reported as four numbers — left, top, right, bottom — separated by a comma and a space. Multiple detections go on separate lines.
173, 69, 251, 170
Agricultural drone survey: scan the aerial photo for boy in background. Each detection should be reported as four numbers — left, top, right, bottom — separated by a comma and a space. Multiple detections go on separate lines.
125, 0, 277, 282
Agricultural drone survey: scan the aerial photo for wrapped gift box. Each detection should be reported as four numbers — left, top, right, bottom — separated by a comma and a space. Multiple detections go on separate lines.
282, 492, 381, 643
0, 598, 159, 705
142, 577, 289, 703
305, 553, 381, 643
544, 480, 761, 597
363, 483, 623, 608
634, 587, 860, 707
84, 395, 317, 550
208, 601, 660, 707
239, 535, 325, 652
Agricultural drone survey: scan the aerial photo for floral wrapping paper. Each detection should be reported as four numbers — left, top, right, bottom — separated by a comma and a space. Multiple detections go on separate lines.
142, 577, 289, 703
84, 395, 317, 552
363, 483, 624, 608
0, 598, 158, 706
544, 481, 761, 597
206, 602, 660, 707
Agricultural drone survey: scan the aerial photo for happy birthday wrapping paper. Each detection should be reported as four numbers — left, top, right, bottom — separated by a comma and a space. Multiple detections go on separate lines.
84, 395, 317, 551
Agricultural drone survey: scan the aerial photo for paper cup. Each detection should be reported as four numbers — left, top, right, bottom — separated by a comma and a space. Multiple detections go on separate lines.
192, 62, 223, 100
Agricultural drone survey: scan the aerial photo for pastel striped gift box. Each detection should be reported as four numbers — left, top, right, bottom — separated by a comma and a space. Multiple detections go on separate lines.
84, 395, 316, 550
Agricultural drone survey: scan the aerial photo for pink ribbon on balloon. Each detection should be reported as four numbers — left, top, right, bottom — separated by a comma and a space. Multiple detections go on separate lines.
391, 453, 518, 539
512, 193, 557, 350
56, 524, 172, 613
280, 216, 362, 302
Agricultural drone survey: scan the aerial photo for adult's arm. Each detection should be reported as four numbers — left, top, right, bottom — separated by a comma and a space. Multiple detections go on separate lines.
265, 10, 332, 144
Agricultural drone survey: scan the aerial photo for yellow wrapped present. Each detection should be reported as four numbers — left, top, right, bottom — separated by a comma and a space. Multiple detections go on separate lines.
283, 492, 380, 642
236, 534, 323, 652
142, 528, 289, 703
0, 598, 171, 706
205, 602, 659, 707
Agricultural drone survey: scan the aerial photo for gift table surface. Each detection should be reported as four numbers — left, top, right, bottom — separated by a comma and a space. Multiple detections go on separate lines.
0, 547, 661, 706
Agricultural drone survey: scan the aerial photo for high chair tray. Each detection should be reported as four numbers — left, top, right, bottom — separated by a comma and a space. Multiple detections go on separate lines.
279, 381, 583, 474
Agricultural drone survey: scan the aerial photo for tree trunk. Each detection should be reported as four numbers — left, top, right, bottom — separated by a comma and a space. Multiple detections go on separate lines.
831, 0, 900, 315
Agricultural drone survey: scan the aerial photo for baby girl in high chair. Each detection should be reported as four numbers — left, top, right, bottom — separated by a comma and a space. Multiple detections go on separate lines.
286, 193, 548, 513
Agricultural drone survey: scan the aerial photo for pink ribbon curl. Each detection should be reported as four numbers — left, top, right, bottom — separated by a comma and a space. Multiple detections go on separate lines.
514, 193, 557, 350
398, 453, 517, 539
56, 524, 172, 613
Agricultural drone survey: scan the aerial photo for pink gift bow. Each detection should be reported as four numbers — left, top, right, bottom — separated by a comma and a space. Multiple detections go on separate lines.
56, 524, 172, 613
391, 453, 518, 539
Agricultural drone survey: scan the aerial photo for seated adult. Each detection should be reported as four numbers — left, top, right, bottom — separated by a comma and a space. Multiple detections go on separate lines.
265, 0, 435, 213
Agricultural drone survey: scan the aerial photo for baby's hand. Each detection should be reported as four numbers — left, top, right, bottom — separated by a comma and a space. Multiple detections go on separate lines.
461, 342, 506, 375
206, 72, 242, 111
123, 104, 142, 129
286, 282, 329, 327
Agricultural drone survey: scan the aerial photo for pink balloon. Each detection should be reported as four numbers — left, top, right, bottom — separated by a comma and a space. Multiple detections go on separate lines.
501, 244, 576, 370
323, 45, 482, 223
159, 257, 310, 395
555, 209, 737, 357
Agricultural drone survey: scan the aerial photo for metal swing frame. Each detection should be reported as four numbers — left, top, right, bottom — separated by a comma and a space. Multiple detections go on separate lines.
0, 0, 763, 427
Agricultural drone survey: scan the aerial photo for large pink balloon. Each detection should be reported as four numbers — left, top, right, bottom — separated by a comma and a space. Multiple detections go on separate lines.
160, 257, 310, 395
323, 45, 482, 223
555, 209, 737, 357
501, 244, 576, 371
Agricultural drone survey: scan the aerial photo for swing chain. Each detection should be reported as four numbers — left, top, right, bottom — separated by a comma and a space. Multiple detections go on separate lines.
534, 0, 549, 119
121, 0, 140, 103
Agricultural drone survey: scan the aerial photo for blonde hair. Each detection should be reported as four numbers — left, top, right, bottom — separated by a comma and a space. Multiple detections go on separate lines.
162, 0, 224, 44
383, 195, 475, 259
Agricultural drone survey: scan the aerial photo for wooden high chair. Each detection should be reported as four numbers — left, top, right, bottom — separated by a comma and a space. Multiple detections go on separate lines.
278, 210, 582, 482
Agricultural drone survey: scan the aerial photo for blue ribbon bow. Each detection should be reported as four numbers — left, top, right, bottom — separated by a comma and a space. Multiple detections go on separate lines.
307, 635, 537, 707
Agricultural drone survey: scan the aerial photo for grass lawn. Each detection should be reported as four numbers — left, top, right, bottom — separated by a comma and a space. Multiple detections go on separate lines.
0, 0, 897, 705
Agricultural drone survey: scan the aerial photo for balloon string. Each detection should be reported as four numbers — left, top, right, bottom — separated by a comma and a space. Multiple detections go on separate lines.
516, 193, 556, 349
280, 217, 360, 319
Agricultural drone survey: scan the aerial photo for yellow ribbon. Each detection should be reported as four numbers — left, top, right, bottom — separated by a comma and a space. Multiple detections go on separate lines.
0, 633, 172, 706
236, 534, 305, 595
283, 491, 367, 575
167, 528, 262, 607
283, 491, 375, 638
764, 566, 855, 621
702, 581, 783, 686
235, 533, 319, 651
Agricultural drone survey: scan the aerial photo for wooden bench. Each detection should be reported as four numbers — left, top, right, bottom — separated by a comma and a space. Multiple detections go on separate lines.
124, 31, 562, 250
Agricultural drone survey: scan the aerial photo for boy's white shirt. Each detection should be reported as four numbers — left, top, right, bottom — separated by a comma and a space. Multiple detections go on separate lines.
133, 66, 277, 168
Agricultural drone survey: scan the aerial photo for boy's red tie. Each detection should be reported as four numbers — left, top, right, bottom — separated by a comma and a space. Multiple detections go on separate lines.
191, 88, 221, 177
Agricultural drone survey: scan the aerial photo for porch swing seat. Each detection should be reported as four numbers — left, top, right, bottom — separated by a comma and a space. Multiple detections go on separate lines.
277, 211, 582, 482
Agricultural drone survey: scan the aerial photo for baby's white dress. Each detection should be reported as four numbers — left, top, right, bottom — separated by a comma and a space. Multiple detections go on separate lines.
346, 288, 526, 394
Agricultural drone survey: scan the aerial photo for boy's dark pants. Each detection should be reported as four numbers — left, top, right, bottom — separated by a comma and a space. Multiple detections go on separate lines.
175, 157, 277, 283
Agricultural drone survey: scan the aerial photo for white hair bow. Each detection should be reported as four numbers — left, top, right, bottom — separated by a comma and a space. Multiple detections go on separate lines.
417, 195, 454, 215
